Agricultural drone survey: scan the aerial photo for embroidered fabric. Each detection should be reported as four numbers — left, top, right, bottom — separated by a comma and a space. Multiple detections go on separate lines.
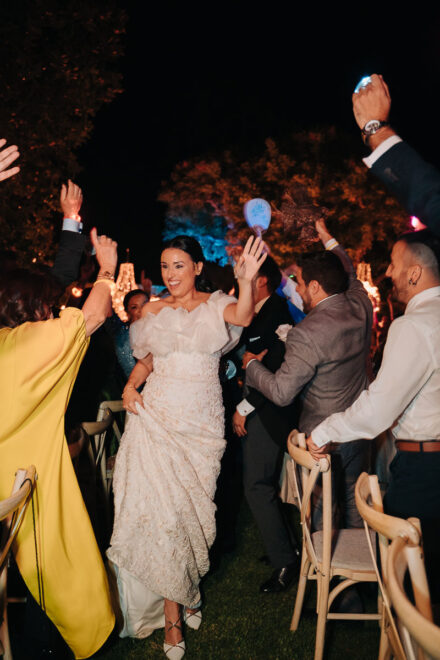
107, 291, 240, 636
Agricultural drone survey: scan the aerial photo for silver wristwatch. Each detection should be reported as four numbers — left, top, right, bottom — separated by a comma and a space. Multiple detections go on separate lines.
361, 120, 389, 143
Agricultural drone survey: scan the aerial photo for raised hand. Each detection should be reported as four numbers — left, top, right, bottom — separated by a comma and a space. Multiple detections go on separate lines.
0, 138, 20, 182
234, 236, 267, 282
315, 219, 332, 244
60, 179, 83, 218
352, 73, 391, 130
90, 228, 118, 276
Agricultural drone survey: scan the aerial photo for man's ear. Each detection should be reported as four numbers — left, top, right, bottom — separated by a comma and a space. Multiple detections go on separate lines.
408, 263, 422, 286
256, 274, 268, 289
308, 279, 320, 296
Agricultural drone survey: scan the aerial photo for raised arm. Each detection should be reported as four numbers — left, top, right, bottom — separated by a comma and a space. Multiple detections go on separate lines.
353, 74, 440, 237
52, 180, 86, 287
81, 228, 118, 337
223, 236, 267, 327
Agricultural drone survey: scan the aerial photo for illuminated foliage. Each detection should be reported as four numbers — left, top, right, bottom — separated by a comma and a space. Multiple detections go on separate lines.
159, 130, 408, 275
0, 0, 126, 264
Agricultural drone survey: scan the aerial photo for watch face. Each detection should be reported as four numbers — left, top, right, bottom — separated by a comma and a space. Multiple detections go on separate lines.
364, 120, 381, 134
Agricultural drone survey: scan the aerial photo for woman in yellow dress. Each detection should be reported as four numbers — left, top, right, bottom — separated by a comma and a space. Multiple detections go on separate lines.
0, 228, 117, 659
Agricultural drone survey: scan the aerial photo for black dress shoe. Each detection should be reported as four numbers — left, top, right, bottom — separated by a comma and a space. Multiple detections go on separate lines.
259, 557, 299, 593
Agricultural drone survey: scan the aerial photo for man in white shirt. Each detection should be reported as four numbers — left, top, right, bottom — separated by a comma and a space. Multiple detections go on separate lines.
308, 223, 440, 601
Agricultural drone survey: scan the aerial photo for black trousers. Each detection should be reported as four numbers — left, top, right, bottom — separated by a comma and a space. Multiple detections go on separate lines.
384, 449, 440, 602
312, 439, 371, 531
242, 414, 297, 569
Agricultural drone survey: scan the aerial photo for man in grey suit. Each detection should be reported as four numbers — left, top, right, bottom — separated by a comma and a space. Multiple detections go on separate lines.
244, 220, 373, 529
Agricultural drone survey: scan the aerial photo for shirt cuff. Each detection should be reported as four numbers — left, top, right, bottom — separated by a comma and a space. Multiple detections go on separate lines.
362, 135, 402, 168
311, 425, 331, 448
245, 358, 257, 369
324, 238, 339, 251
237, 399, 256, 416
62, 217, 83, 233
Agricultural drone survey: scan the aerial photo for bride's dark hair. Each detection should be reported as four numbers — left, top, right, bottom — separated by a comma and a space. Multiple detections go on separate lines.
163, 235, 214, 293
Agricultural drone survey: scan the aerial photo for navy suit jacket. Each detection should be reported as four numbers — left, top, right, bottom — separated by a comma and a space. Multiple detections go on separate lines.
371, 141, 440, 237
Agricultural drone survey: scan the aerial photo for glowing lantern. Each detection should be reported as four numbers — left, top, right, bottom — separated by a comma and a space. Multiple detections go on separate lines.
357, 262, 381, 318
113, 250, 137, 321
243, 198, 271, 237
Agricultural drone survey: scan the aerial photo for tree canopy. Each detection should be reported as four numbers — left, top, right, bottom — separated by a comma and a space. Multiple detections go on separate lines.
159, 129, 409, 279
0, 0, 126, 264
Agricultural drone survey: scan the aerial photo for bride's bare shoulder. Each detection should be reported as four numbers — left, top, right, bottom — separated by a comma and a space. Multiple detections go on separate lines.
141, 299, 171, 317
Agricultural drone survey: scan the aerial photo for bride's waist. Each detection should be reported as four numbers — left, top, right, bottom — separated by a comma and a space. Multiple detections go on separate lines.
151, 352, 220, 381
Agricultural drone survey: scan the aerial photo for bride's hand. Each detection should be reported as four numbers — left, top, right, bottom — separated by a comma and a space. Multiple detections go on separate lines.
234, 236, 267, 282
122, 384, 144, 414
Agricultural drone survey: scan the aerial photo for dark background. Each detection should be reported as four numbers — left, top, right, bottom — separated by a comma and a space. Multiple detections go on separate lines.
78, 4, 440, 281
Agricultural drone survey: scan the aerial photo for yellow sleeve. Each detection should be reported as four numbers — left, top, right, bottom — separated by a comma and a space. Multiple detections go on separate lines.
0, 307, 89, 438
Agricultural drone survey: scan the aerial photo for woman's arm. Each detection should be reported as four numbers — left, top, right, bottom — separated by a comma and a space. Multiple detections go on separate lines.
223, 236, 267, 327
81, 229, 118, 337
122, 354, 153, 413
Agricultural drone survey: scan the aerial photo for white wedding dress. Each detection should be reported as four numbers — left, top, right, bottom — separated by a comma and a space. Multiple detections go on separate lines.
107, 291, 241, 638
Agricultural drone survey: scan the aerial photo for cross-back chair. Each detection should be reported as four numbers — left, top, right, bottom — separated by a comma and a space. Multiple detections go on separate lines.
355, 472, 424, 660
0, 466, 37, 660
387, 528, 440, 660
287, 430, 380, 660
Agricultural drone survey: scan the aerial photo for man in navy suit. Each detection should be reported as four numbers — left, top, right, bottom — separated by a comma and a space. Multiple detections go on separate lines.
352, 73, 440, 237
231, 255, 301, 593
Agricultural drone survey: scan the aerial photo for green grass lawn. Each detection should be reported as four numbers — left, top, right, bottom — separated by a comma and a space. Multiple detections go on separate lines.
94, 503, 380, 659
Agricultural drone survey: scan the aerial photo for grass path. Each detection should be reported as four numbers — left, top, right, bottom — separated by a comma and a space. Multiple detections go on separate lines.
95, 504, 380, 659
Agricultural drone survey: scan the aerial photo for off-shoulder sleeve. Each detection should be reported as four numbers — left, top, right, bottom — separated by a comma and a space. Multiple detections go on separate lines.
130, 315, 152, 359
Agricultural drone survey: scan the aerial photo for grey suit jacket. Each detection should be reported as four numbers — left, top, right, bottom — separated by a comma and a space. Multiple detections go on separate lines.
246, 247, 373, 435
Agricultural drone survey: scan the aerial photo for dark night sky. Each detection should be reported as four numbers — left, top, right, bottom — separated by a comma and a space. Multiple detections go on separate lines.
78, 4, 440, 280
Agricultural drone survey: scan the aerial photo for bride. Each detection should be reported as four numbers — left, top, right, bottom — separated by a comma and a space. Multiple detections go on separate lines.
107, 234, 266, 658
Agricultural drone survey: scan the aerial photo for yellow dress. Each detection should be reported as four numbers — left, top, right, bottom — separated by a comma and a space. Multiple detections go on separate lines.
0, 307, 115, 659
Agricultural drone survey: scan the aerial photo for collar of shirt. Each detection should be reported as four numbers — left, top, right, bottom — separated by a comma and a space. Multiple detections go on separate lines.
406, 286, 440, 313
254, 295, 270, 314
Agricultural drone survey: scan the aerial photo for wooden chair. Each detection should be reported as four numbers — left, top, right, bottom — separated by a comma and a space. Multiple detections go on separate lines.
387, 526, 440, 660
287, 430, 380, 660
96, 399, 126, 497
0, 466, 37, 660
355, 472, 423, 660
81, 400, 125, 523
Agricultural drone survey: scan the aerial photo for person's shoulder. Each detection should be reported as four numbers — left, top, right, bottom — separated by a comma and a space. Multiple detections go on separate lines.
141, 299, 170, 317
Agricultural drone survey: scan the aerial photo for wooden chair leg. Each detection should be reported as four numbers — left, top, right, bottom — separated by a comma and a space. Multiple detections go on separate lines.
378, 614, 390, 660
0, 568, 12, 660
290, 556, 310, 631
314, 574, 329, 660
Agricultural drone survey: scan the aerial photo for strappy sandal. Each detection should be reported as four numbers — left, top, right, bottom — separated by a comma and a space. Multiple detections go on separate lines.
183, 606, 202, 630
163, 616, 185, 659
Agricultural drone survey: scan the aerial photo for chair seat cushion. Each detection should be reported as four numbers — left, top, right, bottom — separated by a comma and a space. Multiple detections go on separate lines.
312, 528, 376, 571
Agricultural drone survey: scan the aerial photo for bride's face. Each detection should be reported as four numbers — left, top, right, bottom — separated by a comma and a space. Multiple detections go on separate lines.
160, 248, 203, 297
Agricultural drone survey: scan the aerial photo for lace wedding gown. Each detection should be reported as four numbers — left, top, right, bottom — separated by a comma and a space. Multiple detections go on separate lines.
107, 291, 241, 638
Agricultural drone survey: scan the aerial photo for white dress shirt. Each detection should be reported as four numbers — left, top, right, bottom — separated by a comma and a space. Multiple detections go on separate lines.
312, 286, 440, 447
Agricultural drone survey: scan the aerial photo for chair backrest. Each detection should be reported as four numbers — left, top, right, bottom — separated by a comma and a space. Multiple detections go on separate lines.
387, 528, 440, 660
82, 408, 114, 466
287, 430, 331, 570
355, 472, 420, 580
0, 466, 36, 571
97, 400, 125, 443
